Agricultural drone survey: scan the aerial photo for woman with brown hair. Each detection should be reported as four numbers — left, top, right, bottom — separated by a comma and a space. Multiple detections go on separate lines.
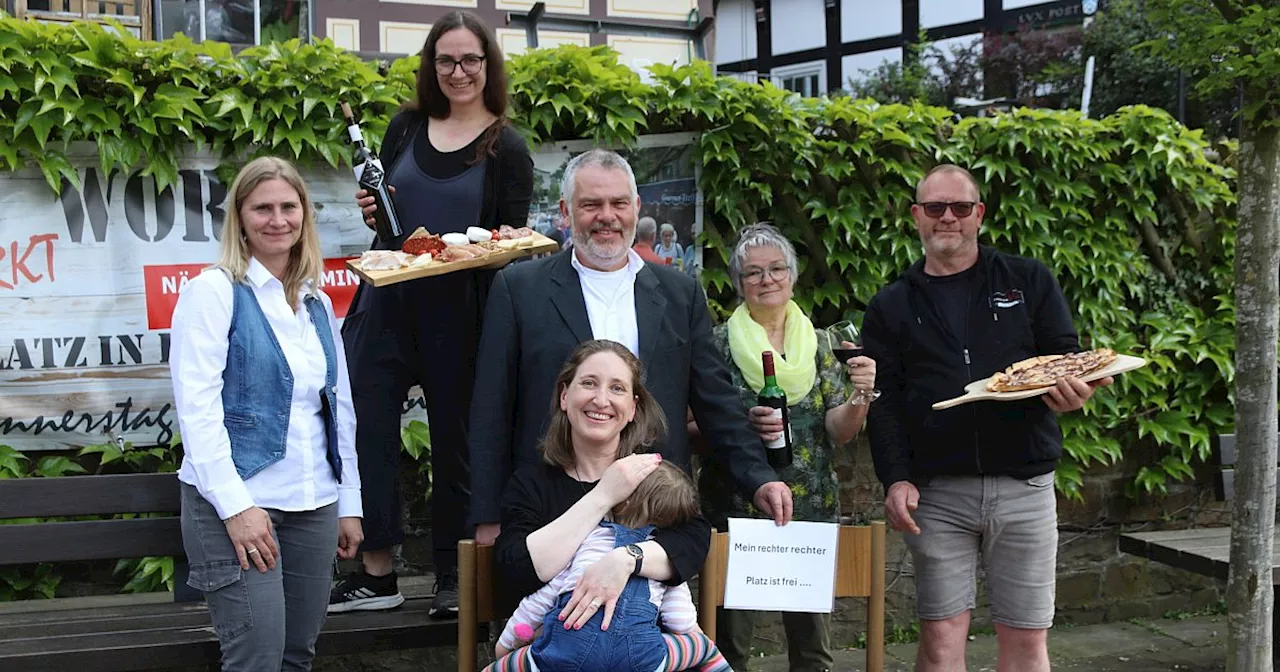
493, 340, 719, 669
334, 9, 534, 617
170, 156, 363, 670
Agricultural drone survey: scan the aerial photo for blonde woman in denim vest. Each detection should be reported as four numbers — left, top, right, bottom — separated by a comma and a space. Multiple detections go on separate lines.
169, 156, 363, 670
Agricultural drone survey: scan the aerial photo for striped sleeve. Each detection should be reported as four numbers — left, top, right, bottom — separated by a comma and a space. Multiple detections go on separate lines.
657, 581, 699, 633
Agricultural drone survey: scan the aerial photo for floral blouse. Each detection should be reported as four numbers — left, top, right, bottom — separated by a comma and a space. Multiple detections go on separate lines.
698, 323, 852, 527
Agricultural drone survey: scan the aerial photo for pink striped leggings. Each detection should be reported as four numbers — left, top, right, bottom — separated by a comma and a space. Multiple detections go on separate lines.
482, 632, 732, 672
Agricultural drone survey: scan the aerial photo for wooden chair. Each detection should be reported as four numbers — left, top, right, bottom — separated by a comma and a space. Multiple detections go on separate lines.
457, 539, 499, 672
697, 521, 887, 672
459, 520, 887, 672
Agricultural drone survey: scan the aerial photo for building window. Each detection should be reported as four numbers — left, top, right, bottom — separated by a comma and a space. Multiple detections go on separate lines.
780, 72, 820, 97
155, 0, 310, 45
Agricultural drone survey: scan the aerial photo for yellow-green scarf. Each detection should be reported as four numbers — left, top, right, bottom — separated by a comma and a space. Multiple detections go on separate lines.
727, 300, 817, 404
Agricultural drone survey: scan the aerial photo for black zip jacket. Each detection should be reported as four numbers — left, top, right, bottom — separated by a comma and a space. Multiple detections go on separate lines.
863, 246, 1080, 488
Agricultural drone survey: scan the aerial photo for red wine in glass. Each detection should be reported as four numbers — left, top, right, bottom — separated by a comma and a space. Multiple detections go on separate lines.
833, 345, 863, 364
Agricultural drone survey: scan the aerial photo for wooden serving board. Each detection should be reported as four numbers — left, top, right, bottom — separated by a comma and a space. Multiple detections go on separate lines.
931, 354, 1148, 410
346, 232, 560, 287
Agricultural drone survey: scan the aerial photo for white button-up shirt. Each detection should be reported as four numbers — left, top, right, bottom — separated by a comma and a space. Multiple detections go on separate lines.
571, 249, 645, 356
170, 258, 361, 521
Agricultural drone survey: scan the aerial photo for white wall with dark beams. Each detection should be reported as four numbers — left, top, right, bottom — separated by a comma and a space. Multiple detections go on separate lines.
715, 0, 1100, 96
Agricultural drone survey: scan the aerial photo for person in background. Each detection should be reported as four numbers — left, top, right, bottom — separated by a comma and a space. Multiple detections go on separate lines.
170, 156, 363, 670
655, 223, 684, 266
863, 164, 1111, 672
693, 223, 875, 672
632, 216, 663, 264
336, 9, 533, 618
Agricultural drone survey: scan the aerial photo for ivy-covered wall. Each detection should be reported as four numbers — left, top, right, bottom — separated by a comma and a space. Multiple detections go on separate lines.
0, 19, 1236, 499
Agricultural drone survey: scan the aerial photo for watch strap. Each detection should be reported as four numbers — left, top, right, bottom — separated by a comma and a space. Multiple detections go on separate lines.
627, 544, 643, 576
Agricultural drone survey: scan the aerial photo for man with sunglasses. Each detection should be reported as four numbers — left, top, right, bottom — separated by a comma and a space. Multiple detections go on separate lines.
862, 164, 1111, 672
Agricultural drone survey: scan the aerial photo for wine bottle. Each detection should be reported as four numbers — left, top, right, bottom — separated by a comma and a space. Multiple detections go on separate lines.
341, 101, 403, 243
759, 351, 793, 469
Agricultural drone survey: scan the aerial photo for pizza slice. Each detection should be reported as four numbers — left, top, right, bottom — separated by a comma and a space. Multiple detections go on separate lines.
986, 348, 1117, 393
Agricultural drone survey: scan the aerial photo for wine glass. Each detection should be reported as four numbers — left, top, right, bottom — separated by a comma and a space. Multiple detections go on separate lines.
827, 320, 881, 405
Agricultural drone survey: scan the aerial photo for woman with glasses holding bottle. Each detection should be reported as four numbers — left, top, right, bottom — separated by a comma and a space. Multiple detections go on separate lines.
333, 10, 534, 618
690, 223, 876, 672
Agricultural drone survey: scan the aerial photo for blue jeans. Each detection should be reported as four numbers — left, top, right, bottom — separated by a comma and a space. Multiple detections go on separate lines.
531, 522, 667, 672
180, 483, 339, 671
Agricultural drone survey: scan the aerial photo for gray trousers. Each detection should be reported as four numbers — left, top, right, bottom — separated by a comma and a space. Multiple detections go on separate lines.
181, 483, 338, 671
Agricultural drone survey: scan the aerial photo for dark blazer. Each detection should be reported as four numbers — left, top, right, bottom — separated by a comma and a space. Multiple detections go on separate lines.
468, 250, 778, 525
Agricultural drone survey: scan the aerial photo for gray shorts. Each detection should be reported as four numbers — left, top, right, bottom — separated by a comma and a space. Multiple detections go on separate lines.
903, 472, 1058, 629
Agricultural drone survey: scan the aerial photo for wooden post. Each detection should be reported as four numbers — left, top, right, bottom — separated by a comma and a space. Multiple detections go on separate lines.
867, 520, 885, 672
458, 540, 477, 672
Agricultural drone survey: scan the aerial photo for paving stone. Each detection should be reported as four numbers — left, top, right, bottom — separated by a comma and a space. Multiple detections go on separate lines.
747, 615, 1227, 672
1146, 615, 1228, 648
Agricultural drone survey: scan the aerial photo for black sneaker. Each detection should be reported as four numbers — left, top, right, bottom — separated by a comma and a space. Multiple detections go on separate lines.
429, 570, 459, 618
328, 571, 405, 613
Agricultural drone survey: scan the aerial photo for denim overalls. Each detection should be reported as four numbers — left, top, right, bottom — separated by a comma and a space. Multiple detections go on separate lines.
530, 522, 668, 672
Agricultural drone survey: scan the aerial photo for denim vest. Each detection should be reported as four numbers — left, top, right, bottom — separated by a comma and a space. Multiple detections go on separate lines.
221, 273, 342, 483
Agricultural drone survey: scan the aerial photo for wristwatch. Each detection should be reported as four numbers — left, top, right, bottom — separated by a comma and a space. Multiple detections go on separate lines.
624, 544, 644, 576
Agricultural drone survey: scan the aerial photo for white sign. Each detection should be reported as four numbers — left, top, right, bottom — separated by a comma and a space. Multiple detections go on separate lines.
723, 518, 839, 613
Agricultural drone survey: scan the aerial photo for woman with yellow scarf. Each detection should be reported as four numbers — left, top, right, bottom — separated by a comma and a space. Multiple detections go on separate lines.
693, 223, 875, 672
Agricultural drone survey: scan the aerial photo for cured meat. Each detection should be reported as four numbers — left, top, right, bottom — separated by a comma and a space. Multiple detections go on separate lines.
497, 225, 534, 240
359, 250, 412, 271
401, 227, 445, 257
437, 246, 478, 263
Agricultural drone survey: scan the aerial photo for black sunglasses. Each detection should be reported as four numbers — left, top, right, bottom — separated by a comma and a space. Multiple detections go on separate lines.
918, 201, 978, 218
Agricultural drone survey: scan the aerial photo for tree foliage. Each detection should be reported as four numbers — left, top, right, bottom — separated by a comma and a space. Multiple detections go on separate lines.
1085, 0, 1240, 136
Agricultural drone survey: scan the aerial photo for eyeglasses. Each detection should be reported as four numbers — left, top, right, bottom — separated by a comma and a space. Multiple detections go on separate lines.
434, 55, 486, 76
742, 265, 791, 285
918, 201, 978, 218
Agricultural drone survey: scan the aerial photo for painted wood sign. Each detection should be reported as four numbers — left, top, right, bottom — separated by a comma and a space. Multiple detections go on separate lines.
0, 148, 429, 451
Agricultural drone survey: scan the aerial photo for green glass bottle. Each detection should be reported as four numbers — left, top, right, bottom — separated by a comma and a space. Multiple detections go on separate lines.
759, 351, 792, 469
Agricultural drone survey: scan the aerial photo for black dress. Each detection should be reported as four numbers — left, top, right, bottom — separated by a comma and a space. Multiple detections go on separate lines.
342, 111, 534, 572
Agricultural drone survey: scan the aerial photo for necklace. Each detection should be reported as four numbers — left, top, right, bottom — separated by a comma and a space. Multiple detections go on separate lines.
571, 464, 591, 496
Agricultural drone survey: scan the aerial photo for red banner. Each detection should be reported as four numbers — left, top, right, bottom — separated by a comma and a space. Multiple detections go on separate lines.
143, 263, 207, 330
322, 257, 360, 318
144, 259, 359, 330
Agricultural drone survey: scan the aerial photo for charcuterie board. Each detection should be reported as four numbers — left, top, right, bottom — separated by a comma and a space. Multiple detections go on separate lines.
346, 232, 560, 287
931, 354, 1147, 410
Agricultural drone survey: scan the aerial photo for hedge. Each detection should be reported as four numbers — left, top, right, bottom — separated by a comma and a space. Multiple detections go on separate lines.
0, 18, 1237, 499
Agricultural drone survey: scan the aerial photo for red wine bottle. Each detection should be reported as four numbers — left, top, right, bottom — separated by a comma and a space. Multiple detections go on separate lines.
759, 351, 792, 469
341, 101, 402, 243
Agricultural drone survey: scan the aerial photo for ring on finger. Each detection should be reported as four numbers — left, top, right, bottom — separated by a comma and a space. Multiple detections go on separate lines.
247, 547, 260, 556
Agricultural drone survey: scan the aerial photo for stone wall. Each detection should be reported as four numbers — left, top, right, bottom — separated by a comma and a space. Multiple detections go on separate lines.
822, 436, 1228, 642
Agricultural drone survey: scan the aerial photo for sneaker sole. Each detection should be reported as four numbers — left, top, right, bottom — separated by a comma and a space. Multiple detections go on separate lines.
327, 594, 406, 613
428, 605, 460, 618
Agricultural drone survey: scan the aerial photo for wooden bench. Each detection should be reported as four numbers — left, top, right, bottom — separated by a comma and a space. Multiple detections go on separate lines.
457, 521, 887, 672
0, 472, 455, 671
1118, 434, 1279, 652
1118, 433, 1280, 580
